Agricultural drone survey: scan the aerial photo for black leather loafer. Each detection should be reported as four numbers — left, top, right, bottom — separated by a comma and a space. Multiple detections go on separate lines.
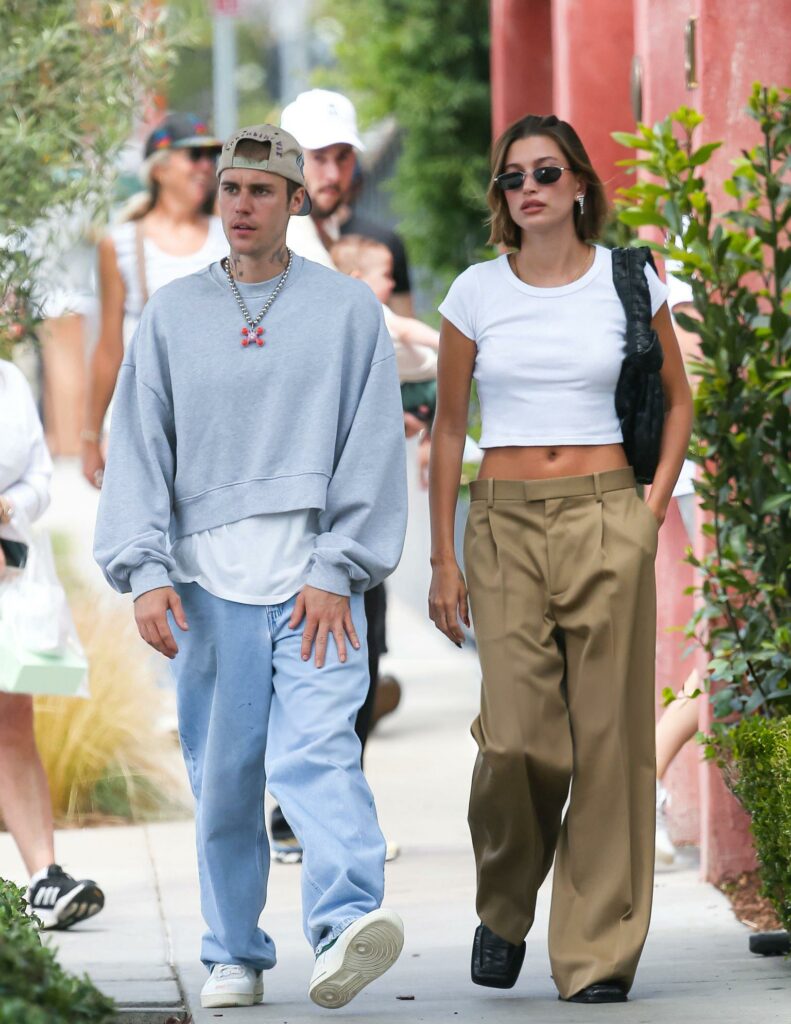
471, 923, 526, 989
562, 982, 628, 1003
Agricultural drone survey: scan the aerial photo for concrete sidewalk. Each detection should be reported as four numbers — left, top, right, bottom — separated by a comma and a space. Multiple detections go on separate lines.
1, 460, 789, 1021
1, 596, 789, 1022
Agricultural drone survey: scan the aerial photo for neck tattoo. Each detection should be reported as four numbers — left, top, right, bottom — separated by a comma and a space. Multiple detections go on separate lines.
222, 250, 293, 347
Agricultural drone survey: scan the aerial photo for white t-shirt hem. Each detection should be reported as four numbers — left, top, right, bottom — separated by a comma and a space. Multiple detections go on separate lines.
479, 432, 624, 448
171, 571, 303, 607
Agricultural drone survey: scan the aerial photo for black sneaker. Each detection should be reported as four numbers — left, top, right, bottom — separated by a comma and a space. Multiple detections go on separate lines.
270, 805, 303, 864
27, 864, 104, 930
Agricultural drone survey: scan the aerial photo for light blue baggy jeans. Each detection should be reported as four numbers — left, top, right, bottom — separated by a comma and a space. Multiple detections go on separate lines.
170, 583, 386, 972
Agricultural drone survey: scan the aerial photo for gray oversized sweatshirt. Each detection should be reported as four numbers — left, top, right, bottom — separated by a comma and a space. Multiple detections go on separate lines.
94, 254, 407, 600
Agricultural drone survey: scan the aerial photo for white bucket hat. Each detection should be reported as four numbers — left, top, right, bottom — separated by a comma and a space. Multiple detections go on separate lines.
280, 89, 365, 152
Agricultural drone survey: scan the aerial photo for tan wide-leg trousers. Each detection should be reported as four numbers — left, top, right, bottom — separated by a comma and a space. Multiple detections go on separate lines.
464, 468, 658, 999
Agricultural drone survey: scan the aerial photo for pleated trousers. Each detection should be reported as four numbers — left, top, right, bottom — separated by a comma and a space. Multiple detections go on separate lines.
464, 468, 658, 999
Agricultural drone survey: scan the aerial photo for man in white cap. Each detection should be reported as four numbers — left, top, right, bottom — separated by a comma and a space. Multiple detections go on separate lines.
94, 123, 407, 1011
280, 89, 364, 267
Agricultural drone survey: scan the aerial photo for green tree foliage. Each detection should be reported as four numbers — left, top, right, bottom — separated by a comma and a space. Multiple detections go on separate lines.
325, 0, 491, 283
0, 1, 174, 357
614, 86, 791, 725
166, 0, 276, 130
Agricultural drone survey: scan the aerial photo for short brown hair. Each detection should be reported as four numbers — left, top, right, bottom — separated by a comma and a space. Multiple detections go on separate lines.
330, 234, 391, 276
487, 114, 607, 249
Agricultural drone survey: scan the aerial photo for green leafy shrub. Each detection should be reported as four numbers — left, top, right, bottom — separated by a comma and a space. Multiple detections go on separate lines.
0, 878, 115, 1023
613, 85, 791, 723
717, 717, 791, 931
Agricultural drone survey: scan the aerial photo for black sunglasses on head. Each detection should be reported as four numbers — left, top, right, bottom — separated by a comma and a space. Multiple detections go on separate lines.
494, 166, 572, 190
185, 146, 221, 163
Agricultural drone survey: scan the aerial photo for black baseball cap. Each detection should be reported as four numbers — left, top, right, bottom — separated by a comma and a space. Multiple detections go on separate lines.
144, 113, 223, 159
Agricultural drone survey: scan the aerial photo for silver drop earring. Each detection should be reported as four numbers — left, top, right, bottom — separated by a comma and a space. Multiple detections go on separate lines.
576, 194, 585, 214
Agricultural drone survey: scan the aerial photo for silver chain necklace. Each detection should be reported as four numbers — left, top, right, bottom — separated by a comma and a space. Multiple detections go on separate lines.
222, 250, 293, 347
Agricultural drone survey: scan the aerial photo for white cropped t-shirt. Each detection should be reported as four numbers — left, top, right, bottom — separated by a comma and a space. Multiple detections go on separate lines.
438, 245, 669, 448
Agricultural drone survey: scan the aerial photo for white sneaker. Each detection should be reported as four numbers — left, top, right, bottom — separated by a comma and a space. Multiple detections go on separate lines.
309, 908, 404, 1009
656, 783, 676, 866
200, 964, 264, 1008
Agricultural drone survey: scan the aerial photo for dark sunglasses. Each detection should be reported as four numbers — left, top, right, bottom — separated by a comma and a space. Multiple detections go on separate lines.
494, 166, 572, 190
185, 147, 221, 163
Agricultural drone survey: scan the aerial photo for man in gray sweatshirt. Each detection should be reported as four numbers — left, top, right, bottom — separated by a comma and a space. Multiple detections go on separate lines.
94, 125, 407, 1011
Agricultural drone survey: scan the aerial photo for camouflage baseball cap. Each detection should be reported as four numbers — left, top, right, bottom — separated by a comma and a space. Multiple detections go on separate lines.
217, 124, 311, 215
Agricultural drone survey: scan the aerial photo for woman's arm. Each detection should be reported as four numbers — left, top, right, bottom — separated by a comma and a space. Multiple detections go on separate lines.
1, 366, 53, 529
82, 235, 126, 486
428, 318, 476, 643
646, 303, 694, 522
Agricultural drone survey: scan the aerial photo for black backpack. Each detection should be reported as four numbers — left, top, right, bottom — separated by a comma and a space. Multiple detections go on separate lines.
611, 246, 665, 484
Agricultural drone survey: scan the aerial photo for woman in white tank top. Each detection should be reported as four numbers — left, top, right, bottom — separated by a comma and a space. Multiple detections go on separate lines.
82, 114, 229, 488
429, 115, 692, 1003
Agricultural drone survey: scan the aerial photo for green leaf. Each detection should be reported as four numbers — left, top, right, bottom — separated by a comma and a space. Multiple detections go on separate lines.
690, 141, 723, 166
612, 130, 649, 149
761, 493, 791, 513
618, 208, 669, 228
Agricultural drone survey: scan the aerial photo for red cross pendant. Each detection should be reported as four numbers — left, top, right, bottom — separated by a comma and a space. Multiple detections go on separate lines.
241, 326, 265, 347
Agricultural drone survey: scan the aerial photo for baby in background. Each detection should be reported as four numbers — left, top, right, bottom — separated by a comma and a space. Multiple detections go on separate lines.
330, 235, 438, 425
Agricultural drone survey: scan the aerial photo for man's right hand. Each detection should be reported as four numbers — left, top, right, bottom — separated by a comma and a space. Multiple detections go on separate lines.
134, 587, 188, 659
82, 440, 106, 490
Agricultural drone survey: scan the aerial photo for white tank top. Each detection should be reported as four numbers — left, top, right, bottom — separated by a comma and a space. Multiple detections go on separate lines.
109, 215, 229, 332
438, 245, 668, 448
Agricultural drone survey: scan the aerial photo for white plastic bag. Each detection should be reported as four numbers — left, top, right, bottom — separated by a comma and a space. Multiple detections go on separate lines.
2, 531, 70, 654
0, 525, 89, 699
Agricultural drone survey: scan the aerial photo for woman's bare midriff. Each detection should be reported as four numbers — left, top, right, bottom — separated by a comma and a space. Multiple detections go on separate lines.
478, 443, 630, 481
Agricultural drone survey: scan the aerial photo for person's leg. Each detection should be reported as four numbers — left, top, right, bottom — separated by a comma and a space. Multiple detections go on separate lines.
271, 582, 388, 856
172, 583, 276, 974
656, 669, 701, 779
463, 496, 572, 947
548, 484, 657, 1000
0, 692, 104, 929
265, 592, 386, 949
355, 583, 387, 756
0, 693, 55, 875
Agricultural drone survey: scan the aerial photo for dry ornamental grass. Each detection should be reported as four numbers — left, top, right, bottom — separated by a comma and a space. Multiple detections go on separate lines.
31, 594, 187, 825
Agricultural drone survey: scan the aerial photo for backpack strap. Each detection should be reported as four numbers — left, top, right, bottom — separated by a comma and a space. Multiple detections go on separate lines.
611, 246, 655, 357
134, 219, 150, 308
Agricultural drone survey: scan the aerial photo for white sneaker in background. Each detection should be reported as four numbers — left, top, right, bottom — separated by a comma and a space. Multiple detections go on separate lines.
656, 782, 676, 866
309, 908, 404, 1008
200, 964, 264, 1008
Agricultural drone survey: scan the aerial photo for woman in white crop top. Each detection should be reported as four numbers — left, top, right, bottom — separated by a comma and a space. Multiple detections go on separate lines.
82, 114, 229, 489
429, 115, 692, 1002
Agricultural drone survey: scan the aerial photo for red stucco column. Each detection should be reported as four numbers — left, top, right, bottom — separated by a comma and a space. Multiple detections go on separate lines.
551, 0, 634, 199
490, 0, 553, 140
697, 0, 791, 192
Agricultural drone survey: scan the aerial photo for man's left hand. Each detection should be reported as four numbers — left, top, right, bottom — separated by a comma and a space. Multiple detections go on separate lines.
289, 585, 361, 668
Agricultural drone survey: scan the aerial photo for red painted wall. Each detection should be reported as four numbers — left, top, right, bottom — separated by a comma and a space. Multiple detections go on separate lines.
490, 0, 554, 139
551, 0, 635, 199
654, 500, 700, 846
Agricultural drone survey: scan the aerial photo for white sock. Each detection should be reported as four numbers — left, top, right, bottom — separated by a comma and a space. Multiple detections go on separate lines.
29, 865, 54, 887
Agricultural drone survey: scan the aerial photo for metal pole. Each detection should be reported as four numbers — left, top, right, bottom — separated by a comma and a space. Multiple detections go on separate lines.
212, 12, 238, 139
